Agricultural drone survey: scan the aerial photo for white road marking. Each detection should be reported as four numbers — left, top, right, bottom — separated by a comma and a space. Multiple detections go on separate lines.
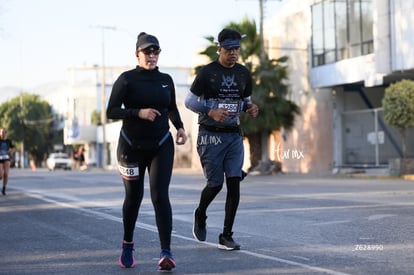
23, 190, 351, 275
367, 214, 396, 221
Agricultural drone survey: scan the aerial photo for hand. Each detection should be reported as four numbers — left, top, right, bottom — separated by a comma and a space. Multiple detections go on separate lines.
176, 128, 187, 145
138, 108, 161, 122
208, 108, 229, 122
246, 102, 259, 118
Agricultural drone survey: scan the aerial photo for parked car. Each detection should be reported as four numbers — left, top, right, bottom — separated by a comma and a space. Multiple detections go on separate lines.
46, 153, 72, 171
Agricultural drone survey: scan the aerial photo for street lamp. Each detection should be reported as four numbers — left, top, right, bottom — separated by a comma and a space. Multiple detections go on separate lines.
91, 25, 116, 168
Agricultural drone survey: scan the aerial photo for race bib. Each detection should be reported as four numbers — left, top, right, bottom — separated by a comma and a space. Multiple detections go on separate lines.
218, 100, 241, 115
118, 163, 140, 180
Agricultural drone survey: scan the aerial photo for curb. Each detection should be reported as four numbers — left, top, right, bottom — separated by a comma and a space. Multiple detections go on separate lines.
344, 173, 414, 181
402, 174, 414, 181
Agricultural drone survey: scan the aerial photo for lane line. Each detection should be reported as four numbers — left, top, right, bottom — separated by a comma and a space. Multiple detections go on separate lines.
24, 190, 351, 275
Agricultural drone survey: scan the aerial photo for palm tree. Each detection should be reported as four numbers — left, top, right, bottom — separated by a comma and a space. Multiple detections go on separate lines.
242, 56, 300, 169
195, 17, 300, 170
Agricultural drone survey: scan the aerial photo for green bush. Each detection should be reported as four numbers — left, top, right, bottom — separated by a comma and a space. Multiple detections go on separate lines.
382, 79, 414, 157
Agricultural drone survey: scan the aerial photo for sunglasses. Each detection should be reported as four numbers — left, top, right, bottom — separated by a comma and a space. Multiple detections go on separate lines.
141, 48, 161, 56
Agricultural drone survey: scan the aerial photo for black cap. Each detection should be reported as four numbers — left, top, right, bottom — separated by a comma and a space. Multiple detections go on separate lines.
218, 28, 242, 49
136, 32, 160, 51
219, 38, 241, 49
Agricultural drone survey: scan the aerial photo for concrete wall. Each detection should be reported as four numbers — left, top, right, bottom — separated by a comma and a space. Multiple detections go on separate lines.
265, 0, 334, 174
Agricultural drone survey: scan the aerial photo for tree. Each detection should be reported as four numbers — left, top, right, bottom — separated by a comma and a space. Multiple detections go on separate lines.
194, 18, 300, 169
91, 109, 102, 125
242, 56, 300, 168
382, 79, 414, 158
0, 93, 54, 166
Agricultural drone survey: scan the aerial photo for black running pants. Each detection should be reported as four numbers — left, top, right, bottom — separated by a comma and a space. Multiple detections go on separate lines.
117, 134, 174, 251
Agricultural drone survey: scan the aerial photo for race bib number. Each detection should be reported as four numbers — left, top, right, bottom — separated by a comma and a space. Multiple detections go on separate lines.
118, 163, 140, 180
218, 100, 240, 115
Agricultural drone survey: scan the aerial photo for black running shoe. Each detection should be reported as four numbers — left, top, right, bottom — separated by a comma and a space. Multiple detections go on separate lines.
218, 233, 241, 250
119, 242, 135, 268
158, 249, 176, 271
192, 208, 207, 241
2, 186, 5, 196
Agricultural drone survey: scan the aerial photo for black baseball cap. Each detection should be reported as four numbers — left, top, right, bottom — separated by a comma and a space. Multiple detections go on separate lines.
218, 28, 242, 49
136, 32, 160, 51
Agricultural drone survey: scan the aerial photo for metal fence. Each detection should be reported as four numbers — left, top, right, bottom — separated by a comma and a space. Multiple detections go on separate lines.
342, 108, 414, 167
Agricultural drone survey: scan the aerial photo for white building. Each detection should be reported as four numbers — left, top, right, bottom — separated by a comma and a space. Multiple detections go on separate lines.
263, 0, 414, 174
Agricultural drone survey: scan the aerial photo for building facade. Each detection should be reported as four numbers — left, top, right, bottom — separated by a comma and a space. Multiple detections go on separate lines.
264, 0, 414, 174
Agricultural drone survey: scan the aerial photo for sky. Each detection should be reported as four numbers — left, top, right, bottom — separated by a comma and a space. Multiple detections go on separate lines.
0, 0, 282, 89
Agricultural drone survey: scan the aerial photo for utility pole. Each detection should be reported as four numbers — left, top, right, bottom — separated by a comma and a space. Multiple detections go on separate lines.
19, 94, 25, 169
91, 25, 116, 168
258, 0, 270, 161
259, 0, 266, 62
255, 0, 281, 161
237, 0, 280, 58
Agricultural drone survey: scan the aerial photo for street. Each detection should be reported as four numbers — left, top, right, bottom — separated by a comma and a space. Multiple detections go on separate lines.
1, 169, 413, 274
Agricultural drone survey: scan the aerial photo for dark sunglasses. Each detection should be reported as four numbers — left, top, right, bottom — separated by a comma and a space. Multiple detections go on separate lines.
141, 48, 161, 56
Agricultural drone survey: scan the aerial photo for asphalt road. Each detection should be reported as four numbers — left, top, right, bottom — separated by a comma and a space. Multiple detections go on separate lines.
1, 169, 413, 274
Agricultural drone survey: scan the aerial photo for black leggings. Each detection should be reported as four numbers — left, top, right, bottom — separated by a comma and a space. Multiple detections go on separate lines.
117, 134, 174, 251
198, 176, 240, 235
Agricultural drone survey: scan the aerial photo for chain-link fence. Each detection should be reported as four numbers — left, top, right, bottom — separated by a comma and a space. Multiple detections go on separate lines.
342, 108, 414, 166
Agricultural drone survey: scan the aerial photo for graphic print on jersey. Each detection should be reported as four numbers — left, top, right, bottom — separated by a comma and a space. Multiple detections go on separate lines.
221, 74, 237, 89
217, 74, 241, 116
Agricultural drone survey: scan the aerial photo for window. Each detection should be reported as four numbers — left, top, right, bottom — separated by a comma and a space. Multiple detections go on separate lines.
311, 0, 373, 67
324, 0, 336, 63
312, 3, 324, 66
361, 0, 374, 55
335, 0, 347, 59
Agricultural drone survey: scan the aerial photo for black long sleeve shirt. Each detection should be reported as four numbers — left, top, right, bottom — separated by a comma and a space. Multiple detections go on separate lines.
106, 66, 184, 141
